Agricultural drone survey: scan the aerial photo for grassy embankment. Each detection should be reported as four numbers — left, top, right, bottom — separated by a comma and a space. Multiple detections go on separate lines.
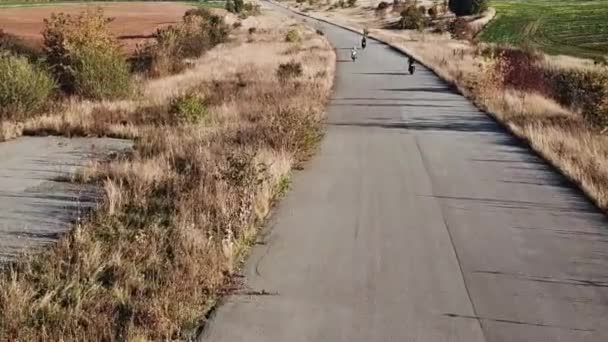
0, 5, 335, 340
279, 0, 608, 214
480, 0, 608, 60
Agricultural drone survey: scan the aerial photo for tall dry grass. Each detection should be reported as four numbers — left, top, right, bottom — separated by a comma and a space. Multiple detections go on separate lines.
0, 9, 335, 341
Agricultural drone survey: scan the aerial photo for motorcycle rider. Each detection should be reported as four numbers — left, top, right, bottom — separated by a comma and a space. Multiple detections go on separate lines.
351, 46, 358, 62
408, 56, 415, 74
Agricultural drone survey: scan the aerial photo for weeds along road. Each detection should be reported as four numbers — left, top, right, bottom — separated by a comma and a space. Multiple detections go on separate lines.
202, 3, 608, 341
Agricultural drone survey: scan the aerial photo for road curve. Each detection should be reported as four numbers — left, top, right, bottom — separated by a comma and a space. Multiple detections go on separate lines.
202, 3, 608, 341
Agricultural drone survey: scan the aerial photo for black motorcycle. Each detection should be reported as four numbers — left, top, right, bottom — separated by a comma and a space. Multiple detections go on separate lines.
408, 57, 415, 75
361, 37, 367, 49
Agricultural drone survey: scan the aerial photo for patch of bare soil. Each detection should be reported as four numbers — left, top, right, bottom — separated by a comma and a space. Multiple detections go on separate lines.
0, 1, 194, 53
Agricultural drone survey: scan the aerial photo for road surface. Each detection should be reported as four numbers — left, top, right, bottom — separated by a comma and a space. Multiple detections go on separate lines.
0, 136, 131, 262
202, 4, 608, 341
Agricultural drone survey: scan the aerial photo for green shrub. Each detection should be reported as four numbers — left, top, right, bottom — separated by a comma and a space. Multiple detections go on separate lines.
285, 29, 301, 42
169, 92, 209, 124
242, 2, 261, 16
543, 68, 608, 127
42, 8, 132, 99
428, 5, 438, 19
449, 0, 486, 16
347, 0, 357, 7
400, 6, 427, 30
136, 8, 229, 77
70, 47, 133, 100
277, 60, 303, 81
472, 0, 488, 14
234, 0, 244, 13
449, 17, 473, 39
376, 1, 390, 10
225, 0, 259, 16
0, 29, 41, 59
225, 0, 236, 12
0, 53, 56, 119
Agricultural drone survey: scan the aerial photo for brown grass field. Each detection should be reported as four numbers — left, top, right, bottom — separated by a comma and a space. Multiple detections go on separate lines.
0, 1, 194, 53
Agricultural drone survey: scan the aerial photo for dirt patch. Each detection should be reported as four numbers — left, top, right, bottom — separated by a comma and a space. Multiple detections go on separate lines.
0, 1, 194, 53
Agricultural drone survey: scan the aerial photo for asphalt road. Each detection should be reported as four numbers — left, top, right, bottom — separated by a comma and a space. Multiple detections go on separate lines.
0, 136, 131, 262
202, 4, 608, 341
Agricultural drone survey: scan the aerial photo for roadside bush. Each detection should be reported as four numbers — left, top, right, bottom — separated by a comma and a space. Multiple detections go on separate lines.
400, 6, 427, 30
428, 5, 439, 19
433, 19, 450, 33
489, 46, 608, 128
338, 0, 346, 8
450, 17, 473, 40
135, 26, 184, 77
232, 0, 244, 13
70, 47, 132, 100
225, 0, 236, 12
347, 0, 357, 7
449, 0, 487, 16
277, 60, 303, 81
376, 1, 390, 10
249, 27, 257, 34
242, 2, 261, 16
493, 47, 547, 93
543, 68, 608, 127
0, 53, 56, 119
169, 92, 209, 124
42, 8, 132, 99
472, 0, 488, 14
136, 8, 229, 77
0, 29, 40, 59
225, 0, 259, 16
285, 29, 301, 42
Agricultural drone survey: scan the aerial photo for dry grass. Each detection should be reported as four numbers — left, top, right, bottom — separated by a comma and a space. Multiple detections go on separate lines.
280, 0, 608, 214
0, 8, 335, 341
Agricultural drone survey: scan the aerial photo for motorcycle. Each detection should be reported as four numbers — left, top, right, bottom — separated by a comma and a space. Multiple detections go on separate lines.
351, 50, 358, 62
408, 63, 415, 75
408, 58, 415, 74
361, 38, 367, 49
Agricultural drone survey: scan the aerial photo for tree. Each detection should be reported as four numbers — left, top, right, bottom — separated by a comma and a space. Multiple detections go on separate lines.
400, 6, 426, 30
448, 0, 472, 16
448, 0, 487, 16
428, 5, 439, 20
472, 0, 488, 14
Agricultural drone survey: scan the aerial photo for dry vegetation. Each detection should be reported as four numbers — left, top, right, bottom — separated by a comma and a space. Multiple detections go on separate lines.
279, 0, 608, 213
0, 6, 335, 341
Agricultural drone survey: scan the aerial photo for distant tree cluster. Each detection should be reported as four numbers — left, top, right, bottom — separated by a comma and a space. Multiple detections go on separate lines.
448, 0, 488, 16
